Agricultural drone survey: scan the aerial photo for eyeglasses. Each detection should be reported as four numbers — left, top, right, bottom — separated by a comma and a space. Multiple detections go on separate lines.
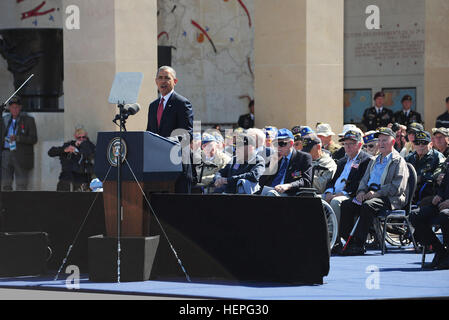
366, 144, 376, 149
76, 136, 87, 140
413, 141, 429, 146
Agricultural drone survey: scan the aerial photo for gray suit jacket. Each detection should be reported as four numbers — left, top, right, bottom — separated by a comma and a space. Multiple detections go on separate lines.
357, 149, 409, 210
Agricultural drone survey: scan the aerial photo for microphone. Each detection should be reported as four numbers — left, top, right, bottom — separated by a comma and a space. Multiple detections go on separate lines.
112, 103, 141, 124
124, 103, 140, 115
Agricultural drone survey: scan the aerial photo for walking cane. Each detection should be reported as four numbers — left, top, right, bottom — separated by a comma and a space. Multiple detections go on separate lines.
342, 216, 360, 252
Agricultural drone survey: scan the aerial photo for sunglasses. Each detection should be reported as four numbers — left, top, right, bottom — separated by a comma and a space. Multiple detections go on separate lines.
365, 144, 376, 149
275, 141, 289, 147
413, 141, 429, 146
76, 136, 87, 140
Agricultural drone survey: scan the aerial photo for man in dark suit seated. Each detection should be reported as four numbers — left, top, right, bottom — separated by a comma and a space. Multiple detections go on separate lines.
213, 134, 265, 194
258, 128, 312, 196
237, 100, 255, 129
146, 66, 194, 193
323, 129, 372, 252
411, 160, 449, 270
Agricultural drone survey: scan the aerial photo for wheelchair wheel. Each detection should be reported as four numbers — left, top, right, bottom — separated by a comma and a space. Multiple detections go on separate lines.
384, 225, 408, 247
321, 199, 338, 249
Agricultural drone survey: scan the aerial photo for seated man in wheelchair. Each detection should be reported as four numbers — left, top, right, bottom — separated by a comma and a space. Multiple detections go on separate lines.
339, 127, 410, 255
411, 158, 449, 270
195, 133, 232, 193
405, 130, 446, 205
301, 134, 337, 194
257, 128, 312, 196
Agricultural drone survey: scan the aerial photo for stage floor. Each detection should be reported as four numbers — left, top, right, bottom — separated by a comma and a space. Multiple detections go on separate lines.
0, 249, 448, 300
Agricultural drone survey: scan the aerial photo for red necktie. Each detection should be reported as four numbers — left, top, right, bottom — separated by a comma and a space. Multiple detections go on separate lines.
157, 97, 164, 128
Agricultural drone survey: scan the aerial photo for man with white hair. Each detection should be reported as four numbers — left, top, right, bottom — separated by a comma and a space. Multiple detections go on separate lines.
339, 127, 409, 255
247, 127, 274, 167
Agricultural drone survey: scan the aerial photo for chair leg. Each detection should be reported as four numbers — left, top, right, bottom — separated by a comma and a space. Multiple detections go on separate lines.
421, 245, 427, 269
405, 217, 419, 253
381, 218, 388, 255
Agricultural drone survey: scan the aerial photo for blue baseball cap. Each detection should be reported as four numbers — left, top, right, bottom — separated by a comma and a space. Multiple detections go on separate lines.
275, 128, 294, 140
363, 131, 378, 144
300, 126, 314, 136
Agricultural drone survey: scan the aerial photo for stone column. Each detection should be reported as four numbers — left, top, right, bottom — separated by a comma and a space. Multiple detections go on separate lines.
63, 0, 158, 141
254, 0, 344, 133
424, 0, 449, 130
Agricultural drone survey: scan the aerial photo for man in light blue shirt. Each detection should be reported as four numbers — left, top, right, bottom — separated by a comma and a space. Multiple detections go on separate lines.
323, 129, 372, 253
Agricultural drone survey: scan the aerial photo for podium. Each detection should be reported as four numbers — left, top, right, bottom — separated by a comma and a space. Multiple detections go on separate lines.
94, 131, 182, 237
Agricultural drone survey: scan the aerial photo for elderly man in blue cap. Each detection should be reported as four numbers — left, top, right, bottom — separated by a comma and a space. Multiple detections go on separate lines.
362, 130, 379, 157
258, 128, 312, 196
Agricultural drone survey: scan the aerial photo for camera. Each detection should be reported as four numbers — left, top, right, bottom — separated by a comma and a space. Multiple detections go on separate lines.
391, 122, 401, 133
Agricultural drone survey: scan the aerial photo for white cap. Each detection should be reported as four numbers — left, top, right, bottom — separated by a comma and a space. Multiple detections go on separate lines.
338, 124, 358, 137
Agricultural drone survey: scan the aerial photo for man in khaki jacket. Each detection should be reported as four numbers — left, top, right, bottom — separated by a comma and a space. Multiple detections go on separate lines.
339, 127, 409, 255
196, 133, 231, 191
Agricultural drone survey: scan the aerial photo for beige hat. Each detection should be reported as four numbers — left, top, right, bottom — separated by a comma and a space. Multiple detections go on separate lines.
432, 127, 449, 137
316, 123, 335, 137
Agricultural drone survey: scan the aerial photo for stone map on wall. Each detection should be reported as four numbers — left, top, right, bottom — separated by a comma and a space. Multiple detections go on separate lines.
0, 0, 62, 29
157, 0, 254, 125
344, 89, 372, 123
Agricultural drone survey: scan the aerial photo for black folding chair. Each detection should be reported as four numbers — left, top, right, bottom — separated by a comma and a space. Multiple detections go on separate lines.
376, 163, 419, 255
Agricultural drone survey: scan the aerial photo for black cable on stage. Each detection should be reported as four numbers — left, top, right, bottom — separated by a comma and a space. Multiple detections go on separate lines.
124, 158, 192, 283
54, 165, 112, 281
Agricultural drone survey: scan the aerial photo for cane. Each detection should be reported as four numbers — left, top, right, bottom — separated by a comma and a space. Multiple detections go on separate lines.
342, 216, 360, 252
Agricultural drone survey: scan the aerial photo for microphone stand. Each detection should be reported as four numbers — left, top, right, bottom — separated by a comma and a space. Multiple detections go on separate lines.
0, 74, 34, 231
114, 101, 128, 283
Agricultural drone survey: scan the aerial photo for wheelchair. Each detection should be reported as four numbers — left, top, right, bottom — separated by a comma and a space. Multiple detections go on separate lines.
296, 187, 339, 250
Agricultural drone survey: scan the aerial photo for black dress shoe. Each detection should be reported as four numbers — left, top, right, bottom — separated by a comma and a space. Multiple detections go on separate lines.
341, 244, 366, 256
331, 240, 343, 255
423, 249, 448, 269
435, 252, 449, 270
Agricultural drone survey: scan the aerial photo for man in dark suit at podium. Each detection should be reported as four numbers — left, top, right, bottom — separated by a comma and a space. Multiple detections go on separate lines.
146, 66, 194, 193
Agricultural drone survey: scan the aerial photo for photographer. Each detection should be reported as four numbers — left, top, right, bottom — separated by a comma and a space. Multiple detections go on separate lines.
48, 127, 96, 191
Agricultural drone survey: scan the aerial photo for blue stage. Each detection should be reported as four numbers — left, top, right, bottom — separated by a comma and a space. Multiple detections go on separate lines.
1, 249, 448, 300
